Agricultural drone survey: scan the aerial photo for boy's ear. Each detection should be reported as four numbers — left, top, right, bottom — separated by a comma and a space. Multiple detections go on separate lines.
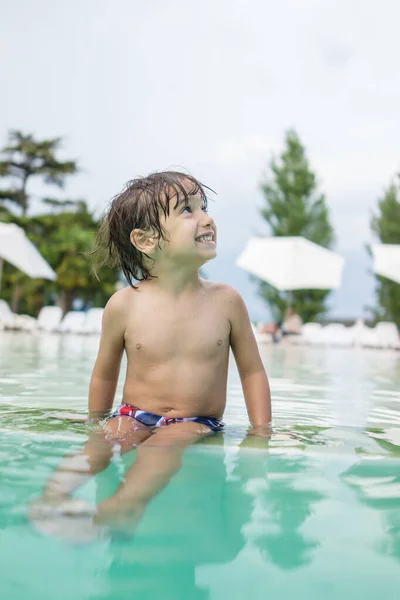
130, 229, 157, 254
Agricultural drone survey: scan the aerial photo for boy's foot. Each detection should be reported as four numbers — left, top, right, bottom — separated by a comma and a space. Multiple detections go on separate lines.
94, 498, 145, 537
29, 496, 100, 543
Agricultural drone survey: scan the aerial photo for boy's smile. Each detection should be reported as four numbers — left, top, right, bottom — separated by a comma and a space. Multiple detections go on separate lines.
195, 231, 216, 247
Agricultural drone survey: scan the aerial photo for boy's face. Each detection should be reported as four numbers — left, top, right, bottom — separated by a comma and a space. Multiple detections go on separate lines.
159, 186, 217, 266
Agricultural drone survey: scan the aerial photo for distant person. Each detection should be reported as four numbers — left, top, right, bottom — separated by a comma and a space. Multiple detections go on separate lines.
260, 307, 302, 342
31, 170, 271, 536
281, 306, 302, 335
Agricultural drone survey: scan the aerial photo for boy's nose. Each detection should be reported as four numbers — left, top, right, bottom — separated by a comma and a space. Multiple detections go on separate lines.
201, 212, 215, 227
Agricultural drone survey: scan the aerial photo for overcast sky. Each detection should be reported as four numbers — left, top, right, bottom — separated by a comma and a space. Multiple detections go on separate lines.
2, 0, 400, 319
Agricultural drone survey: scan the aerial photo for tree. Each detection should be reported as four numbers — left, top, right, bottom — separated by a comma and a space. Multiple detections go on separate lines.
258, 130, 335, 322
0, 130, 118, 314
0, 201, 117, 315
0, 131, 78, 216
370, 176, 400, 328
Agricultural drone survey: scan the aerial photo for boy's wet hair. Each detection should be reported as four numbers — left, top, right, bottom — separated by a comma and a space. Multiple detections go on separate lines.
93, 170, 213, 286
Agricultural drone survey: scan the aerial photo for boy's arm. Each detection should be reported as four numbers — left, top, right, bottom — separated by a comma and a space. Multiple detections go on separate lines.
228, 287, 272, 429
88, 292, 126, 422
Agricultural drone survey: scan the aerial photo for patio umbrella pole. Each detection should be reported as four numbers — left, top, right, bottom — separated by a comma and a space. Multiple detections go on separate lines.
286, 290, 294, 310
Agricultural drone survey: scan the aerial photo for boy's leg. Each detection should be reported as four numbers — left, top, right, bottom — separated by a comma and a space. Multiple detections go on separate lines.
94, 421, 212, 531
29, 418, 153, 540
36, 418, 152, 503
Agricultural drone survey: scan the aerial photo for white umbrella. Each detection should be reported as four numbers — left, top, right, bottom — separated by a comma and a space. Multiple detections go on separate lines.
236, 236, 344, 291
371, 243, 400, 285
0, 222, 56, 293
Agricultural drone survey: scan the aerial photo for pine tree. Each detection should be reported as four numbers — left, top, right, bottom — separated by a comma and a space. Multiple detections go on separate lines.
258, 130, 335, 322
370, 176, 400, 327
0, 130, 78, 216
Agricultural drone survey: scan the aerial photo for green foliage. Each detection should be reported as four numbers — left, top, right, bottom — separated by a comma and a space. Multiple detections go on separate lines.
370, 178, 400, 327
0, 130, 78, 215
0, 129, 117, 314
1, 202, 117, 315
258, 130, 335, 322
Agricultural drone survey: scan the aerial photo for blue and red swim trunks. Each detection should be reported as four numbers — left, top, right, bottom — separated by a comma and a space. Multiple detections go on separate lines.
111, 403, 224, 433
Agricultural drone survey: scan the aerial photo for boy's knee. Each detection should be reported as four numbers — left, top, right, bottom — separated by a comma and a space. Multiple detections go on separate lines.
103, 416, 132, 439
102, 416, 151, 448
147, 421, 211, 448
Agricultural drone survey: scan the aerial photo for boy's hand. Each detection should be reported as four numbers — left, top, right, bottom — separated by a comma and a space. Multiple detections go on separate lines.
86, 410, 111, 425
29, 496, 98, 543
248, 423, 272, 439
238, 424, 271, 449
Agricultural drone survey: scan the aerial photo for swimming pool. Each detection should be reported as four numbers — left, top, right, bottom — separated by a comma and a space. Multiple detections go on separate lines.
1, 332, 400, 599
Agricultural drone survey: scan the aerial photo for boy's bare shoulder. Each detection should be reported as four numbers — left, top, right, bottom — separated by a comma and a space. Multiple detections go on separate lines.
202, 282, 250, 332
104, 286, 136, 318
106, 286, 132, 305
201, 280, 243, 304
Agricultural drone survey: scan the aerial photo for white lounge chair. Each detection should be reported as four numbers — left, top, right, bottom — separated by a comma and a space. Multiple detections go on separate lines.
358, 326, 380, 348
375, 322, 400, 349
81, 308, 104, 334
291, 322, 323, 345
321, 323, 354, 347
14, 314, 38, 332
0, 299, 17, 329
57, 311, 86, 334
356, 322, 400, 349
0, 301, 39, 332
350, 319, 368, 347
37, 306, 63, 333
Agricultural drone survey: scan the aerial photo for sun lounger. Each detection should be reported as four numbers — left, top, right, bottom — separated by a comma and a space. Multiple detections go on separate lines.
320, 323, 354, 346
14, 314, 38, 331
57, 311, 86, 334
81, 308, 104, 334
354, 321, 399, 349
358, 326, 379, 348
289, 322, 323, 345
0, 301, 39, 332
37, 306, 63, 333
374, 322, 400, 349
0, 300, 17, 329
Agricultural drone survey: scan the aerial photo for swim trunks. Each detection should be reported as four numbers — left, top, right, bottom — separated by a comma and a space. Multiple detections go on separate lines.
110, 403, 224, 432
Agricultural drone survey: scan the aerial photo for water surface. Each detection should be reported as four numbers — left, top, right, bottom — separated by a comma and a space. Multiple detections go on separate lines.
1, 332, 400, 599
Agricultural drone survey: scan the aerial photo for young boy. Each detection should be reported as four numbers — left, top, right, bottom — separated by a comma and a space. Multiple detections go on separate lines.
32, 171, 271, 536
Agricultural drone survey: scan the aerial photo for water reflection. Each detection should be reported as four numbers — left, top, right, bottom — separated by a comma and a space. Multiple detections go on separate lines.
2, 333, 400, 597
89, 443, 328, 598
237, 453, 325, 570
2, 424, 400, 599
91, 439, 250, 599
341, 457, 400, 563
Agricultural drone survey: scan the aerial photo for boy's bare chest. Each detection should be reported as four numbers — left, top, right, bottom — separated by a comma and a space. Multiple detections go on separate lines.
124, 296, 230, 360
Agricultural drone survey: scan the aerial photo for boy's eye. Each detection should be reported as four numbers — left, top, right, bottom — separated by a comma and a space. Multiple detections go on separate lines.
181, 205, 208, 214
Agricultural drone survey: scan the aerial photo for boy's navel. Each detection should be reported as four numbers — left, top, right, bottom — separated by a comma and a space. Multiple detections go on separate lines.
136, 343, 142, 350
217, 339, 223, 346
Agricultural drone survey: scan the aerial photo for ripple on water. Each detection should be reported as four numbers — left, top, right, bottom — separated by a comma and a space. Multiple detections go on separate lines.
1, 336, 400, 598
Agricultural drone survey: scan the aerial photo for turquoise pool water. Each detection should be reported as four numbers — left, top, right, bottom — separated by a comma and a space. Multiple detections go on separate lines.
1, 332, 400, 599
